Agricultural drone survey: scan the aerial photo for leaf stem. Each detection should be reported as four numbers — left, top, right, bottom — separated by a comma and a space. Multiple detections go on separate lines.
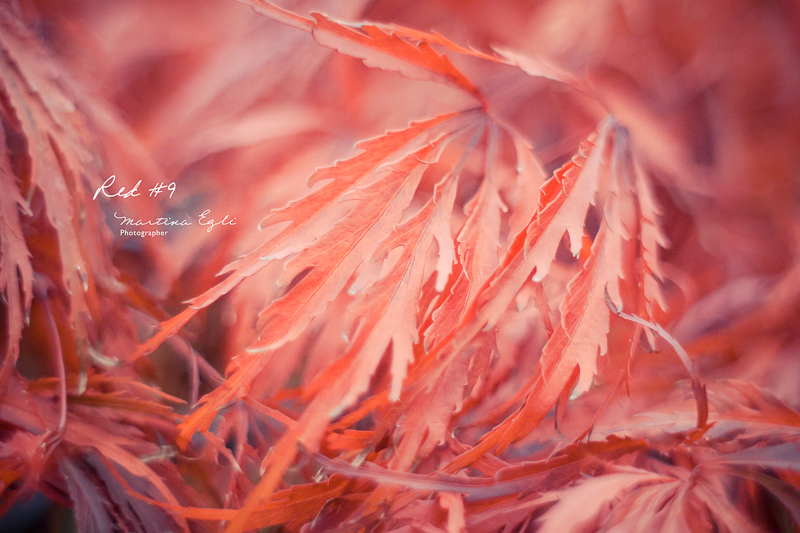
33, 273, 67, 446
604, 287, 708, 429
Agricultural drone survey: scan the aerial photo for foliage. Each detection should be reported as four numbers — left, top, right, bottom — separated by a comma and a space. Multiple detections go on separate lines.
1, 0, 800, 532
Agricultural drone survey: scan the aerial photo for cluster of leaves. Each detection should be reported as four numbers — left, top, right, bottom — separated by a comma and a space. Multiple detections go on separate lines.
2, 0, 800, 532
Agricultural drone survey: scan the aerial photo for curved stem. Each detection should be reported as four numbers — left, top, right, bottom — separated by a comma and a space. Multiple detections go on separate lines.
605, 287, 708, 429
33, 274, 67, 445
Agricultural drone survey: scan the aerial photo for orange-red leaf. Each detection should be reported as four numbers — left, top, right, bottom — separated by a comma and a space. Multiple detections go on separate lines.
241, 0, 486, 105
